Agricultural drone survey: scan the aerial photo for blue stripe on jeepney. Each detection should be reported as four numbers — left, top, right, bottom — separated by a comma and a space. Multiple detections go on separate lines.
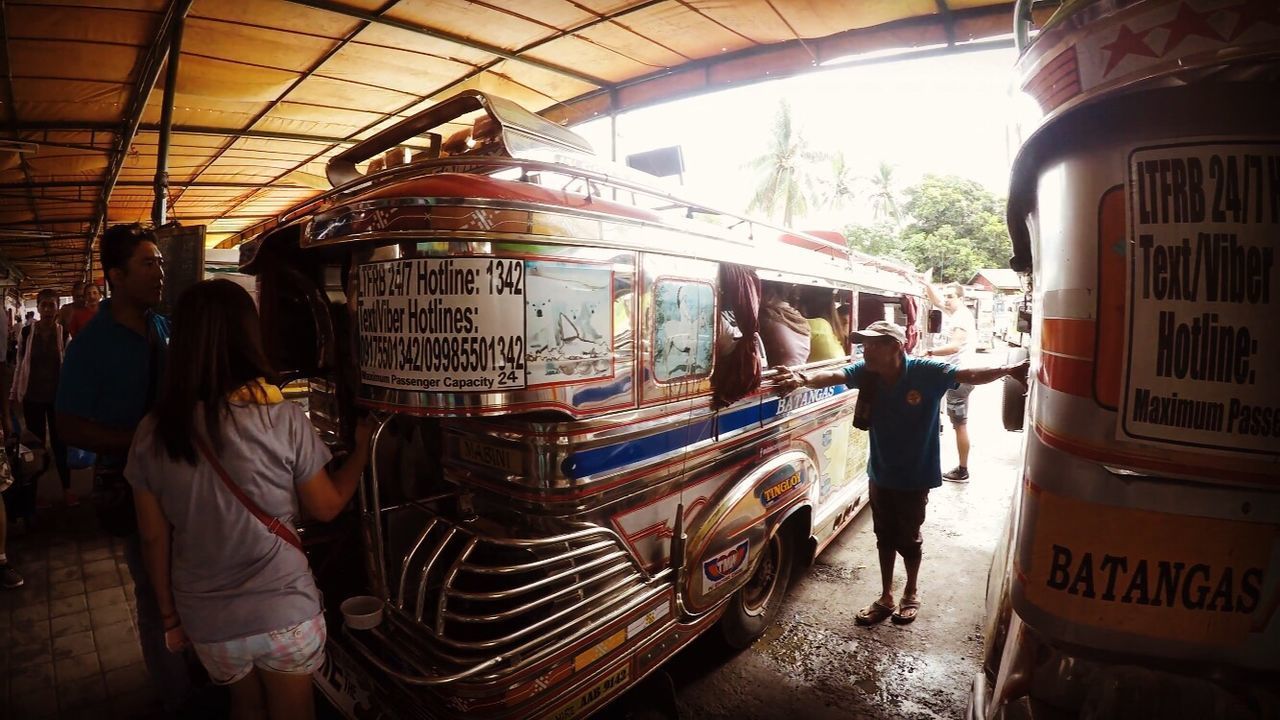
561, 385, 848, 480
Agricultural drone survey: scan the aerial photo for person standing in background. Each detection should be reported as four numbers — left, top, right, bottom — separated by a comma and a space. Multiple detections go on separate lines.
921, 281, 977, 482
0, 303, 21, 589
56, 223, 194, 714
67, 283, 102, 339
13, 289, 74, 506
58, 280, 85, 342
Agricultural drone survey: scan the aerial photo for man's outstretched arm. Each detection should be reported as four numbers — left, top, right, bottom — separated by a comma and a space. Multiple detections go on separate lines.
776, 366, 850, 394
956, 359, 1030, 387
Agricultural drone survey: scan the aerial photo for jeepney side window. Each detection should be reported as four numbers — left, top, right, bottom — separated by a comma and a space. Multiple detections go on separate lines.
653, 279, 714, 383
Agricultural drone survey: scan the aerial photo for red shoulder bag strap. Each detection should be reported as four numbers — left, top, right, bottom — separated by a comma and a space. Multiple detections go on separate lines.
193, 434, 304, 552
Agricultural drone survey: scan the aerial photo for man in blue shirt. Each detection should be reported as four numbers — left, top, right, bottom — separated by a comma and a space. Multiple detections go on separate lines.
780, 320, 1027, 625
56, 223, 192, 711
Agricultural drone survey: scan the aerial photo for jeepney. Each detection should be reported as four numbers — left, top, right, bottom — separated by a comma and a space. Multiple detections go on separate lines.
241, 90, 927, 719
973, 1, 1280, 717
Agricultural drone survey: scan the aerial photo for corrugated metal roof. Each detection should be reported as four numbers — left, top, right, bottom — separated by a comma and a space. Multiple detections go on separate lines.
1, 0, 1019, 291
971, 267, 1022, 289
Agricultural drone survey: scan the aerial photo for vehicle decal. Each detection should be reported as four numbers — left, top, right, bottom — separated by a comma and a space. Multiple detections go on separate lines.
503, 661, 574, 705
1018, 485, 1275, 645
574, 628, 626, 672
525, 260, 616, 387
610, 474, 724, 570
356, 257, 527, 392
564, 384, 847, 479
1120, 141, 1278, 458
626, 600, 672, 640
313, 654, 375, 719
758, 466, 804, 507
701, 539, 750, 594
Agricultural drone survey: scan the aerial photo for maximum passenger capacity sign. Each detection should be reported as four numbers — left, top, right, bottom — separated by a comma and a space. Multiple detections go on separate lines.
357, 258, 526, 392
1121, 141, 1279, 456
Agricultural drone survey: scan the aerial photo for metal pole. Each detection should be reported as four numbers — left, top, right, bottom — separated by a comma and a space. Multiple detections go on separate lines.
89, 0, 194, 276
153, 16, 184, 227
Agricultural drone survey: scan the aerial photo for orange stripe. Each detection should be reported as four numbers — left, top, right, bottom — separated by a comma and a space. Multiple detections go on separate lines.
1039, 351, 1093, 397
1041, 317, 1095, 357
1033, 422, 1277, 486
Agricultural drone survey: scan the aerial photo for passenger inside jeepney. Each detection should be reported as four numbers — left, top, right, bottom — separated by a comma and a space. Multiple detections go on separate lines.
835, 304, 852, 344
758, 281, 810, 367
797, 287, 844, 363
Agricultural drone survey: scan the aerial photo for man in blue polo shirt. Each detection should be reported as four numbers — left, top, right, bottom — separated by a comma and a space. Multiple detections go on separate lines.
780, 320, 1027, 625
56, 223, 192, 711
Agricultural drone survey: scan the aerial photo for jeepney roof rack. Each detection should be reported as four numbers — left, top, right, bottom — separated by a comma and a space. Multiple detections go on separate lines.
326, 90, 598, 188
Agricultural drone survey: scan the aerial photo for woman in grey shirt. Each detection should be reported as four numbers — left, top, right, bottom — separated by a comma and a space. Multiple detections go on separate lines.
128, 279, 371, 720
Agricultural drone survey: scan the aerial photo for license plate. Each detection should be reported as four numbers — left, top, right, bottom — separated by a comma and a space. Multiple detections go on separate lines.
458, 437, 522, 475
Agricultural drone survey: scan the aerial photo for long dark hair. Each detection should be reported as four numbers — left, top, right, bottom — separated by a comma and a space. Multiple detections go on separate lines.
154, 279, 276, 465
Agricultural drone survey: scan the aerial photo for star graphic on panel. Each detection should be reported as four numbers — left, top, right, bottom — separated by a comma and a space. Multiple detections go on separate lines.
1158, 2, 1224, 53
1225, 0, 1280, 40
1101, 24, 1161, 76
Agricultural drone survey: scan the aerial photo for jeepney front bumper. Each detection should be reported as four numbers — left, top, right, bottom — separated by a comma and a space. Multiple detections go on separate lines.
315, 632, 435, 720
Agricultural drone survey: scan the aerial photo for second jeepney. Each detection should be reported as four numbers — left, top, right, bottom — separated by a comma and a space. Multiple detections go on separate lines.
242, 90, 928, 719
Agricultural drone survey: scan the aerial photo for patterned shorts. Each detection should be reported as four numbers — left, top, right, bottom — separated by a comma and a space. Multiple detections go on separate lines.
192, 614, 327, 685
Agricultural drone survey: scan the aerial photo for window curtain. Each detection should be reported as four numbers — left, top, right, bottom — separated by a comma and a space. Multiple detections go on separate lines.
901, 294, 919, 353
712, 264, 762, 405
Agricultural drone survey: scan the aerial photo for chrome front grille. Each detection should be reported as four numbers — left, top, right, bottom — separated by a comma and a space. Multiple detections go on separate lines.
364, 516, 665, 684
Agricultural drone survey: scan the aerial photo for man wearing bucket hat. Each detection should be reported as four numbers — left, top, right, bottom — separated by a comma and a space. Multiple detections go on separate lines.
778, 319, 1027, 625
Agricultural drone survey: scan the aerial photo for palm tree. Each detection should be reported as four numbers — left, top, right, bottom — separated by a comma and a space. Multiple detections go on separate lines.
745, 101, 828, 226
865, 160, 901, 226
822, 151, 859, 212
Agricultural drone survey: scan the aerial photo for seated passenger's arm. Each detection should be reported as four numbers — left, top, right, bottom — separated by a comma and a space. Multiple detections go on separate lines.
57, 412, 135, 456
296, 420, 374, 522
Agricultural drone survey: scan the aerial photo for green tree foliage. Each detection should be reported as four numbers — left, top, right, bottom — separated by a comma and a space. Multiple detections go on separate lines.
745, 101, 828, 226
844, 220, 907, 262
842, 174, 1011, 283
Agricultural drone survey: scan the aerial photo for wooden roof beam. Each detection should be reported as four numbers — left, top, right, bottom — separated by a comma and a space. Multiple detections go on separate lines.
284, 0, 611, 88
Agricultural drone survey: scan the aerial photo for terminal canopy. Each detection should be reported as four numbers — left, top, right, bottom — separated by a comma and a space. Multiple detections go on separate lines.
0, 0, 1018, 291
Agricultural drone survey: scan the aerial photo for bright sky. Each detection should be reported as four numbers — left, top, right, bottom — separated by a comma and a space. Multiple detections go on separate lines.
572, 45, 1020, 231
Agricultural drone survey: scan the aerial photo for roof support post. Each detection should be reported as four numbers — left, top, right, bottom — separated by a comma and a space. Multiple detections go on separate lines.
152, 12, 185, 227
89, 0, 194, 273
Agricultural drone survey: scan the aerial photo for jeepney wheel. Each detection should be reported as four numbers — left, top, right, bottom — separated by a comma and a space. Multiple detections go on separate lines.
720, 529, 794, 650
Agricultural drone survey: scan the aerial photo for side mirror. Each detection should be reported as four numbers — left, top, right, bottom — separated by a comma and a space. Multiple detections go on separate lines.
1016, 309, 1032, 334
928, 308, 943, 334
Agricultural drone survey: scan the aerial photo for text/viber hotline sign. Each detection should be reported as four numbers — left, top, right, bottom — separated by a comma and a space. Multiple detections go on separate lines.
1121, 142, 1278, 456
357, 258, 526, 392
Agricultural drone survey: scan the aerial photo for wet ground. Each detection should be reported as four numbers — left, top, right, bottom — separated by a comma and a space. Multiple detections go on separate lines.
616, 379, 1023, 720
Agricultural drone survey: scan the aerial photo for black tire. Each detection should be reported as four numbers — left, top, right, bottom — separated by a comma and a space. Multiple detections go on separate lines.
719, 527, 795, 650
1002, 348, 1030, 432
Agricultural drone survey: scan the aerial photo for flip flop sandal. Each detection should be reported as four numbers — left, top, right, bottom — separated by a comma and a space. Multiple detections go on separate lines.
855, 599, 895, 626
892, 598, 921, 624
